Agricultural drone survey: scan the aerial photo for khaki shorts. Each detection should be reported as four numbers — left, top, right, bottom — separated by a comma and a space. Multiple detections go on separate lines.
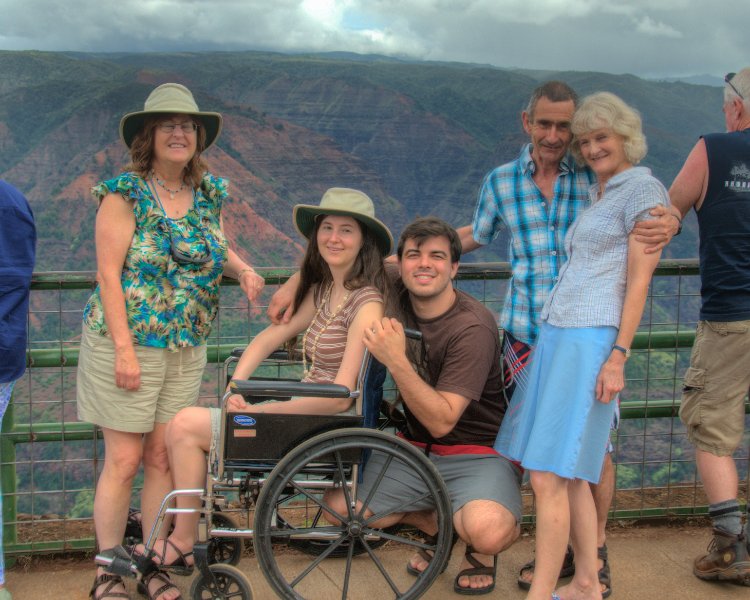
76, 326, 207, 433
679, 319, 750, 455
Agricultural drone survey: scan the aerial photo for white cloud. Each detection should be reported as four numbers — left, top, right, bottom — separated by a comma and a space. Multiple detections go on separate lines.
635, 16, 683, 38
301, 0, 347, 28
0, 0, 746, 78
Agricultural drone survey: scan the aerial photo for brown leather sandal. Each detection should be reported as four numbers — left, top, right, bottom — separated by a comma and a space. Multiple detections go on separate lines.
517, 544, 576, 590
598, 544, 612, 599
137, 570, 182, 600
89, 572, 129, 600
126, 539, 194, 576
152, 539, 194, 576
405, 530, 459, 576
453, 545, 498, 595
124, 508, 142, 542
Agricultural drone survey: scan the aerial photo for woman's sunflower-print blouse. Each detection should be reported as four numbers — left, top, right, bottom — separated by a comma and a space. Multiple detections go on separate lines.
83, 172, 229, 350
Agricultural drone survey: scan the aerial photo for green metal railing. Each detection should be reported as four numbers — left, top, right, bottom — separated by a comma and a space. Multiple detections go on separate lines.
2, 260, 748, 558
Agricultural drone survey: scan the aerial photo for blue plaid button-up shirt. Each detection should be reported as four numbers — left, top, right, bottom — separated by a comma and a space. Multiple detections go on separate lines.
471, 144, 595, 345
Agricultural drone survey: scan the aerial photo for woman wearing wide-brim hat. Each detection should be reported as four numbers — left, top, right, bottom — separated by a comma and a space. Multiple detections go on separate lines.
128, 188, 394, 575
76, 83, 264, 600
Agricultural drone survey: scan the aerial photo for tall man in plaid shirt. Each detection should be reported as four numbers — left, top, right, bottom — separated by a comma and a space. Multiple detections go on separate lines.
457, 80, 678, 595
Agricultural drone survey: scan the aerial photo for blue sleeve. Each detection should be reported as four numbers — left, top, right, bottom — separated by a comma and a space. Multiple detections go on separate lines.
0, 181, 36, 382
472, 170, 505, 245
624, 177, 669, 233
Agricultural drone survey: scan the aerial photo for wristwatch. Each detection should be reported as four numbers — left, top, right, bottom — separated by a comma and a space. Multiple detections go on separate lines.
612, 344, 631, 358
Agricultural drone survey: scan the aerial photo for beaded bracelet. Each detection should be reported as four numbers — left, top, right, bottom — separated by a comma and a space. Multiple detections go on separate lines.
237, 267, 256, 280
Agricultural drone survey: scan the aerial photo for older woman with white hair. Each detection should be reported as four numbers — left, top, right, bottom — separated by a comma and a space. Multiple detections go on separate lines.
495, 92, 669, 600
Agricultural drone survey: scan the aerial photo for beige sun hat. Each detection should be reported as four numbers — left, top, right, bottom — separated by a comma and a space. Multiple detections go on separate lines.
119, 83, 223, 149
293, 188, 394, 256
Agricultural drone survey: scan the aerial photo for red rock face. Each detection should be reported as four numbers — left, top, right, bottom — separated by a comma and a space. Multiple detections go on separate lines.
0, 51, 721, 269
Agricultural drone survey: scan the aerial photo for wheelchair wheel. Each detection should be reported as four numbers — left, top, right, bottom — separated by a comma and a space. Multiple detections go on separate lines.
190, 563, 253, 600
207, 512, 243, 566
254, 428, 453, 600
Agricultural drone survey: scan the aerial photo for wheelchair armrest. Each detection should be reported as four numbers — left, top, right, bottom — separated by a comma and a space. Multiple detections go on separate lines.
230, 347, 302, 361
229, 379, 352, 399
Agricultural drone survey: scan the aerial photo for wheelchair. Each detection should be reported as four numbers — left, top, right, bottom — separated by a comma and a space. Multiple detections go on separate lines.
97, 331, 454, 599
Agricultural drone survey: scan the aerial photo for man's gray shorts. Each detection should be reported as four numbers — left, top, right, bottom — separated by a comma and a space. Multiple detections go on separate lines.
358, 448, 523, 523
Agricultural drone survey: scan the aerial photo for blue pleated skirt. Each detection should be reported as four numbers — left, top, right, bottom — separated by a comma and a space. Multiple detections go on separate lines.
494, 323, 618, 483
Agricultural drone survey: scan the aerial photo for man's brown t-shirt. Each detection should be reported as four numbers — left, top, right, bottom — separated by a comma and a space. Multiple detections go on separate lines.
404, 289, 504, 447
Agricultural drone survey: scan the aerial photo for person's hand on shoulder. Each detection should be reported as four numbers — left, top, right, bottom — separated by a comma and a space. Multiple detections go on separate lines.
267, 272, 300, 324
364, 317, 406, 366
632, 204, 681, 254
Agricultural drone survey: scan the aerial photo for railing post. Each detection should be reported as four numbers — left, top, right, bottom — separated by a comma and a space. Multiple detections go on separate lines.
1, 394, 17, 568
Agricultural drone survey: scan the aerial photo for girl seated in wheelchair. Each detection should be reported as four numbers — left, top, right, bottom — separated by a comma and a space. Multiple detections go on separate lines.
135, 188, 394, 575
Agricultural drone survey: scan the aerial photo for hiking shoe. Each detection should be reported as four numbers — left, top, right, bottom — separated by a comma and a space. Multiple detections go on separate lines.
693, 528, 750, 586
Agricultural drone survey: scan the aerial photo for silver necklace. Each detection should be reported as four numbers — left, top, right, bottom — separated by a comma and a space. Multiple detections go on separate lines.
152, 170, 186, 200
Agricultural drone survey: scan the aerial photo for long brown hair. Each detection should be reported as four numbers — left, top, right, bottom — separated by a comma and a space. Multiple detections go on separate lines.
284, 215, 392, 357
126, 115, 209, 189
292, 216, 393, 315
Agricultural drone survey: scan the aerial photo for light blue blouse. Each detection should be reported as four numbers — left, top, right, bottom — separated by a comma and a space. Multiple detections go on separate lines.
542, 166, 669, 328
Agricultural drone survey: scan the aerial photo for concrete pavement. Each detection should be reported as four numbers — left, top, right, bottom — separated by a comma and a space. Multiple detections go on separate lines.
6, 523, 749, 599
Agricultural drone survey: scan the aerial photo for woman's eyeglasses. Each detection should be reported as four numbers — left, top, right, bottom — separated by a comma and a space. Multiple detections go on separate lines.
158, 122, 199, 134
725, 73, 744, 100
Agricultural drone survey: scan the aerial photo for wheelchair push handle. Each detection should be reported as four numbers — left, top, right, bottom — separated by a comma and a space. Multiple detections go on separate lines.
403, 327, 422, 340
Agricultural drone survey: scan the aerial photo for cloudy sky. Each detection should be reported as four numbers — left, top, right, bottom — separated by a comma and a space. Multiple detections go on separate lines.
1, 0, 746, 78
